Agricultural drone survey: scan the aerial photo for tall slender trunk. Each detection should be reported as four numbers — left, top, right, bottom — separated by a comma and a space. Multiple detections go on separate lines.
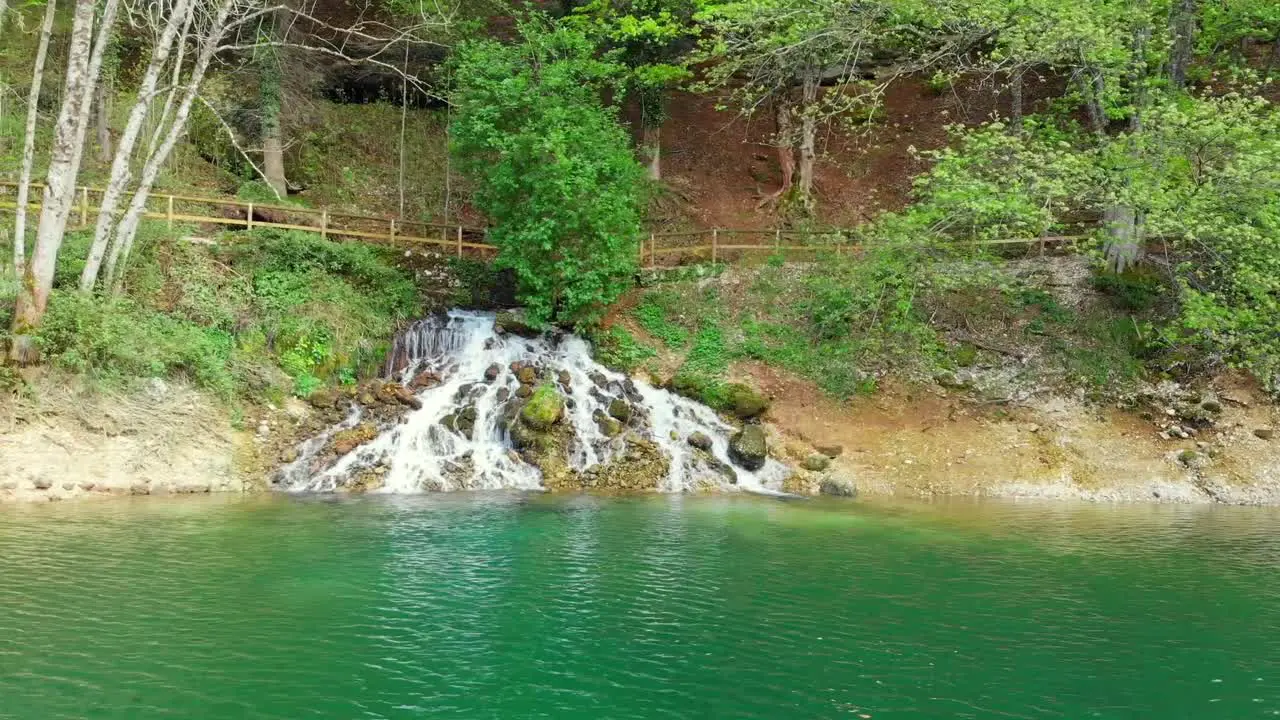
10, 0, 99, 364
642, 123, 661, 181
1264, 33, 1280, 80
757, 95, 796, 209
0, 0, 8, 37
1168, 0, 1197, 90
94, 79, 111, 163
397, 41, 408, 217
80, 0, 194, 292
104, 0, 236, 291
1084, 70, 1107, 135
259, 10, 287, 198
1104, 22, 1153, 273
146, 8, 195, 162
796, 68, 819, 212
12, 0, 57, 279
1010, 69, 1024, 130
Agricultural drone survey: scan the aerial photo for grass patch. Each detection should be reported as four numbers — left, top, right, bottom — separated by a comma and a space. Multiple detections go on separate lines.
32, 225, 423, 400
589, 326, 657, 373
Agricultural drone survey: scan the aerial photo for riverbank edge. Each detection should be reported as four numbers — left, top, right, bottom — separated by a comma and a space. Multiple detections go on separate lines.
3, 373, 1279, 505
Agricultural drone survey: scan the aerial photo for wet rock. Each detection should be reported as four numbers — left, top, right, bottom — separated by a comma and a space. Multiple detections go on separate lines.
802, 454, 831, 472
61, 482, 76, 491
280, 447, 299, 464
517, 367, 538, 385
516, 385, 533, 399
388, 383, 423, 410
724, 383, 769, 419
521, 385, 564, 430
307, 388, 339, 409
729, 425, 768, 471
332, 423, 378, 455
497, 388, 511, 402
410, 370, 441, 390
622, 379, 643, 403
1255, 427, 1275, 441
815, 444, 844, 458
32, 477, 52, 490
593, 410, 622, 437
484, 364, 501, 383
77, 482, 96, 492
608, 398, 632, 423
687, 432, 713, 451
557, 370, 572, 388
819, 474, 857, 497
589, 371, 608, 389
495, 309, 541, 338
456, 407, 478, 439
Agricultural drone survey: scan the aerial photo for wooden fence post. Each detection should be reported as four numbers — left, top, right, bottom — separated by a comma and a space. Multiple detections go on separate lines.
166, 195, 175, 229
321, 210, 328, 239
79, 187, 88, 226
711, 229, 718, 263
246, 203, 254, 230
456, 226, 463, 258
389, 218, 397, 247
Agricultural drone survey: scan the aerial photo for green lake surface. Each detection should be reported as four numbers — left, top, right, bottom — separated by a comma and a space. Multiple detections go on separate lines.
2, 493, 1278, 719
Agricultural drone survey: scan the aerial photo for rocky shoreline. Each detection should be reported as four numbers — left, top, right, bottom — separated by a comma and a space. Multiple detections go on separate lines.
4, 362, 1279, 504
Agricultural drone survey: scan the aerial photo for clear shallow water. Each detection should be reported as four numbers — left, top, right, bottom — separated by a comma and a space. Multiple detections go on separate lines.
2, 495, 1279, 719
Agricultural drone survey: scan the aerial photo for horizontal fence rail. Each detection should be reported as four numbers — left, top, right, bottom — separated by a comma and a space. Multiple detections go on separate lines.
0, 182, 1092, 268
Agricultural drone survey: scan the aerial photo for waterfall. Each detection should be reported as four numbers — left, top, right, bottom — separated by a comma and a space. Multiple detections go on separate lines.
279, 311, 788, 494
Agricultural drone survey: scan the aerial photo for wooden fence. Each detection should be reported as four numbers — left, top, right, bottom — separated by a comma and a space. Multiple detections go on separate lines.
0, 181, 1090, 267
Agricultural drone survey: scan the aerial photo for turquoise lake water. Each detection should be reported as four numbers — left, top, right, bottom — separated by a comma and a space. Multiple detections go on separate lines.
1, 493, 1278, 719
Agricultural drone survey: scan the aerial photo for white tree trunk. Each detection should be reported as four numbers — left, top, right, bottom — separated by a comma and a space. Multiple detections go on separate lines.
146, 8, 196, 161
12, 0, 57, 279
796, 69, 819, 212
80, 0, 195, 292
642, 124, 661, 181
105, 0, 237, 291
95, 79, 111, 163
10, 0, 98, 364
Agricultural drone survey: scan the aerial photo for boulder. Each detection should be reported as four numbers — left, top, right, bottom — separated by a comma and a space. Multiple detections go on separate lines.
815, 444, 844, 458
32, 476, 52, 490
1255, 427, 1275, 441
516, 385, 533, 399
494, 309, 542, 338
388, 384, 423, 410
802, 454, 831, 472
608, 398, 632, 423
521, 385, 564, 430
557, 370, 572, 388
724, 383, 769, 420
687, 432, 713, 451
496, 388, 511, 402
728, 425, 768, 471
819, 474, 857, 497
593, 410, 622, 437
484, 364, 501, 383
517, 366, 539, 385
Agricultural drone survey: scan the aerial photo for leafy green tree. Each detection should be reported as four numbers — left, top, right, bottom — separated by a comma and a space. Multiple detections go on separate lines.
450, 20, 645, 327
570, 0, 698, 179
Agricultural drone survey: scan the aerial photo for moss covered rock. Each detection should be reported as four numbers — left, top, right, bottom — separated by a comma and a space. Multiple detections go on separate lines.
607, 398, 632, 423
495, 309, 541, 338
521, 384, 564, 430
723, 383, 769, 419
729, 425, 768, 471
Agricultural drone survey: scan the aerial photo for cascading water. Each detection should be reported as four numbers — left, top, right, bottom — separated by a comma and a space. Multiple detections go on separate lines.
278, 310, 788, 494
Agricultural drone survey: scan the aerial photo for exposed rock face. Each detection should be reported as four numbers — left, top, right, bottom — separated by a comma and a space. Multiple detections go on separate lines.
556, 435, 670, 492
521, 385, 564, 430
729, 425, 768, 471
331, 423, 378, 455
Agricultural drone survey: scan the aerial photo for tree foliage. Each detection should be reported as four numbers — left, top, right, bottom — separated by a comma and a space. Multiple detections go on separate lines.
450, 21, 645, 327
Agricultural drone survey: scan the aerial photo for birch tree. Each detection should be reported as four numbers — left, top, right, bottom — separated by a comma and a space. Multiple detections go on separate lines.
12, 0, 58, 279
80, 0, 197, 291
10, 0, 112, 364
103, 0, 240, 290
